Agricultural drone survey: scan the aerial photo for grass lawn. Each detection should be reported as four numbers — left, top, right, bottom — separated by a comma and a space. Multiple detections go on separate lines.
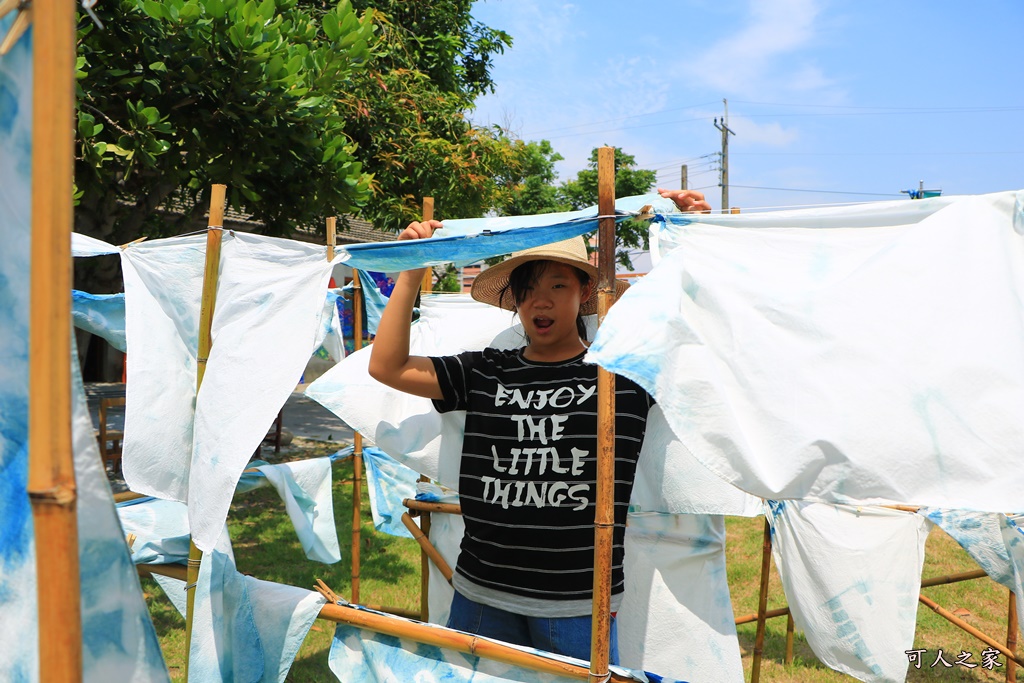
142, 440, 1022, 681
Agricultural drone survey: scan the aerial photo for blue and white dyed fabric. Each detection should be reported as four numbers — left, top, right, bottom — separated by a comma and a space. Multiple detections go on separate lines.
189, 539, 326, 683
922, 508, 1024, 637
327, 607, 662, 683
619, 514, 743, 683
767, 501, 930, 683
254, 457, 341, 564
117, 498, 325, 682
589, 191, 1024, 512
334, 194, 675, 272
72, 290, 127, 352
0, 28, 39, 681
120, 232, 337, 553
361, 446, 419, 539
72, 360, 170, 681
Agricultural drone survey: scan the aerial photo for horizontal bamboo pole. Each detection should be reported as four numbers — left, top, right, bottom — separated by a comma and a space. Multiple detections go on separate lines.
361, 605, 422, 620
317, 602, 636, 682
137, 563, 188, 582
920, 569, 988, 588
113, 490, 148, 504
735, 606, 790, 626
403, 498, 462, 515
401, 512, 453, 582
919, 594, 1024, 667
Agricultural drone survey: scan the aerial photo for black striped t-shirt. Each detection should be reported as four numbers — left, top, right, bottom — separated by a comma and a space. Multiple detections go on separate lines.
431, 347, 653, 617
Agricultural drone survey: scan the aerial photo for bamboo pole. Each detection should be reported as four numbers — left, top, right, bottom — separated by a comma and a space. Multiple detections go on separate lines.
27, 1, 80, 679
403, 498, 462, 516
183, 184, 227, 680
316, 602, 637, 682
401, 513, 454, 582
420, 197, 435, 292
751, 518, 773, 683
418, 197, 435, 621
735, 606, 790, 625
589, 146, 617, 679
1007, 590, 1018, 682
920, 569, 988, 588
919, 593, 1024, 667
351, 263, 364, 604
785, 613, 795, 665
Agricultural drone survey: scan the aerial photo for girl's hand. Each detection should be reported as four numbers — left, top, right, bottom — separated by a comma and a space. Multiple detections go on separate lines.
399, 220, 444, 241
657, 188, 712, 213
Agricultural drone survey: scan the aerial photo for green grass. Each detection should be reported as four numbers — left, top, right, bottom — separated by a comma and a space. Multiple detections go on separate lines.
142, 442, 1022, 681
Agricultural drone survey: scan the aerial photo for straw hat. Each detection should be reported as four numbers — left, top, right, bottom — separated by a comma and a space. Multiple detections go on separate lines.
470, 236, 628, 315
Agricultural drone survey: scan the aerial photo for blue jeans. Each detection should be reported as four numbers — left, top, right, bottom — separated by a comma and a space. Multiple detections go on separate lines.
445, 590, 619, 664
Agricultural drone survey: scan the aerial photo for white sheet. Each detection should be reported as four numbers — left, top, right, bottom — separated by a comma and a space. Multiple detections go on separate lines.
768, 501, 930, 683
589, 190, 1024, 512
120, 231, 336, 552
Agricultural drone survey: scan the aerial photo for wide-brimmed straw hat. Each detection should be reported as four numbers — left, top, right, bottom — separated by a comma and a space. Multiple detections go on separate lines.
470, 236, 628, 315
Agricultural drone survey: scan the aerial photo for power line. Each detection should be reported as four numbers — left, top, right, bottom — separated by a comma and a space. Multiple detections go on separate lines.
733, 183, 901, 196
518, 101, 719, 137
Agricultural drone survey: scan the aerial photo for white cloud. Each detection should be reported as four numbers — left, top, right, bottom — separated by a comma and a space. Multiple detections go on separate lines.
682, 0, 840, 99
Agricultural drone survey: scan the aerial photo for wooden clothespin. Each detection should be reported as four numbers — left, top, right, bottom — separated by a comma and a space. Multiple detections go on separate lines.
0, 0, 31, 56
635, 204, 654, 220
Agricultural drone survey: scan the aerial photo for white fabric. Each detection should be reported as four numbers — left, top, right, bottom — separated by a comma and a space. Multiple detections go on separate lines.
619, 513, 744, 682
72, 231, 119, 257
305, 294, 761, 516
768, 501, 930, 683
120, 232, 335, 552
589, 190, 1024, 512
255, 457, 340, 564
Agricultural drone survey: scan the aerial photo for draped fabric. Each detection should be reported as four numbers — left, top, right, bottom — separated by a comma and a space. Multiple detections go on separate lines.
767, 502, 930, 683
589, 190, 1024, 512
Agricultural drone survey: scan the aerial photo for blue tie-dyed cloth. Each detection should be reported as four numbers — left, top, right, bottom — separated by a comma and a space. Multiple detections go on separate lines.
0, 22, 36, 682
72, 290, 128, 352
922, 508, 1024, 637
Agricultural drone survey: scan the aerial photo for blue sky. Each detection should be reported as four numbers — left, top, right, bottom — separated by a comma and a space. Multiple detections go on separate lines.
468, 0, 1024, 213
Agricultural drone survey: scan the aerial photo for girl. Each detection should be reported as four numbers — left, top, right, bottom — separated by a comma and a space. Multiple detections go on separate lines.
368, 189, 709, 662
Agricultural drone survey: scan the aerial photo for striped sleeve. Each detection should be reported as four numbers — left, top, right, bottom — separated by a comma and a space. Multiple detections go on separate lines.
430, 352, 478, 413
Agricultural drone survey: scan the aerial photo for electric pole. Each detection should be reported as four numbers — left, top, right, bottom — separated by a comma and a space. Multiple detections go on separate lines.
714, 99, 736, 212
680, 164, 688, 190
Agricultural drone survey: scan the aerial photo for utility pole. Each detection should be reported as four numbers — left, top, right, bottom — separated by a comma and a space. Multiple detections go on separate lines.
714, 98, 736, 212
680, 164, 688, 190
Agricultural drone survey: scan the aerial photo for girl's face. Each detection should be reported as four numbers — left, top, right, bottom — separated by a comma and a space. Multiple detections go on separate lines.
515, 261, 592, 356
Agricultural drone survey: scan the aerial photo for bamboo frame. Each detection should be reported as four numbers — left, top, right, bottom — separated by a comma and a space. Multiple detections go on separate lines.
1007, 590, 1018, 682
403, 498, 462, 516
418, 197, 435, 621
750, 518, 773, 683
351, 264, 364, 603
183, 184, 227, 680
401, 513, 454, 582
589, 146, 617, 679
316, 601, 637, 682
27, 1, 80, 679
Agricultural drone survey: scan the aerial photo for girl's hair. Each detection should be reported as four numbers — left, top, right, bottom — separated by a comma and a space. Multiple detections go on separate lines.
498, 260, 591, 342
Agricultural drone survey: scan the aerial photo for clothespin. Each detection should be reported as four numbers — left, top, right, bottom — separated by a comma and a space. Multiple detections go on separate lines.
0, 0, 31, 56
635, 204, 654, 220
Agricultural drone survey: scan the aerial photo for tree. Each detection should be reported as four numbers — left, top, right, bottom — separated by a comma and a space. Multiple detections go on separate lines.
493, 139, 564, 217
558, 147, 657, 269
75, 0, 376, 247
332, 0, 521, 232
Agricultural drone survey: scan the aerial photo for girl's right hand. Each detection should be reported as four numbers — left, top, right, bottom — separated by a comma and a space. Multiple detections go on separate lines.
399, 220, 444, 241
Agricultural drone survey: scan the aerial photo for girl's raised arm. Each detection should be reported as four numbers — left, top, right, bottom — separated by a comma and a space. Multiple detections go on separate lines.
367, 220, 445, 400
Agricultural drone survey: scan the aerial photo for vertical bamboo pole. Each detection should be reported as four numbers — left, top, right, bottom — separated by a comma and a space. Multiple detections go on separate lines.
183, 184, 227, 680
28, 1, 80, 679
418, 197, 435, 620
1007, 589, 1018, 683
589, 146, 616, 678
420, 197, 435, 293
351, 264, 364, 604
785, 613, 795, 665
751, 518, 773, 683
